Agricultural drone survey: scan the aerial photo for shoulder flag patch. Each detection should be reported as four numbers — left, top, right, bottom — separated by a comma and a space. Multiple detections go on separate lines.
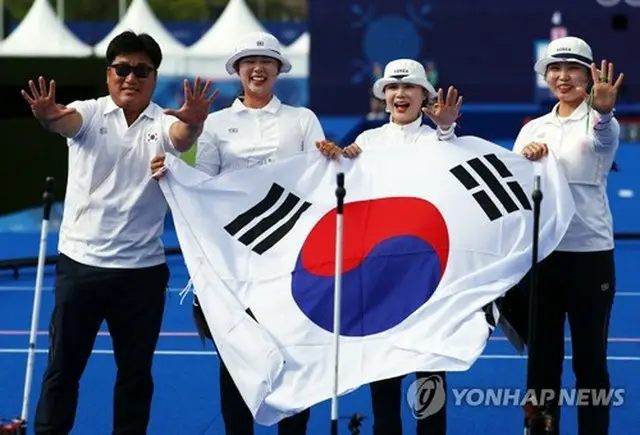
224, 183, 312, 254
450, 153, 531, 221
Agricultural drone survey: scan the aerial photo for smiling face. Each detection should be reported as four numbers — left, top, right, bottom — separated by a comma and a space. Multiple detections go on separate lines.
384, 83, 427, 125
545, 62, 590, 104
236, 56, 280, 98
106, 52, 156, 112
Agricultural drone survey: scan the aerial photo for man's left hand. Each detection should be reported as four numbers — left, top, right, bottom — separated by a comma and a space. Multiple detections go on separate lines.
164, 77, 218, 126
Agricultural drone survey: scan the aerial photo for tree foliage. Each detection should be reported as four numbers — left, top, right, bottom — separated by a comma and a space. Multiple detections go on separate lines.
4, 0, 306, 21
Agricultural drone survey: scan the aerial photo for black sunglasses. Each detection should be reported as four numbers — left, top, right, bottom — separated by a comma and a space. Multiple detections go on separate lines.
109, 63, 156, 78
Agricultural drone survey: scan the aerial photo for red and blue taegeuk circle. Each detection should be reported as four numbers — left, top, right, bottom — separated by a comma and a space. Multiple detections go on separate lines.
291, 197, 450, 337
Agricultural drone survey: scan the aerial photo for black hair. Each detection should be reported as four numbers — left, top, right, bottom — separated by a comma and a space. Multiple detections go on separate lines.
106, 31, 162, 69
233, 56, 283, 75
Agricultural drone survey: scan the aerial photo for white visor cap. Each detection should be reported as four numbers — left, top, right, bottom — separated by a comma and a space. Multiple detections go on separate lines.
372, 59, 437, 100
534, 36, 594, 75
225, 31, 292, 76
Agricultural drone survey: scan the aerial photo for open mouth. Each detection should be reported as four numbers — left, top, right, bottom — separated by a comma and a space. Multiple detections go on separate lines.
251, 76, 267, 85
394, 101, 410, 113
557, 84, 573, 92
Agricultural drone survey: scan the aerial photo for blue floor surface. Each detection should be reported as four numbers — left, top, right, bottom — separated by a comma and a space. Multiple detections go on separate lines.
1, 234, 638, 434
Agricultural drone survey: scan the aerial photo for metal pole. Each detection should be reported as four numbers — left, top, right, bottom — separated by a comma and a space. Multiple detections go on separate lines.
57, 0, 64, 21
119, 0, 127, 19
0, 0, 4, 41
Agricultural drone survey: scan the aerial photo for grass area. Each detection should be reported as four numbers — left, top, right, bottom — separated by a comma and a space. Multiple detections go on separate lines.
180, 144, 197, 166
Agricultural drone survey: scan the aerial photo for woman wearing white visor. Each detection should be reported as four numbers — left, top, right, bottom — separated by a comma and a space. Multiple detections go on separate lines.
513, 36, 624, 435
152, 31, 329, 435
319, 58, 462, 435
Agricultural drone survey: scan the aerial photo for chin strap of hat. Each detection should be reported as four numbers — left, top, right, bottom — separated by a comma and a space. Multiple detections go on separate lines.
585, 84, 595, 135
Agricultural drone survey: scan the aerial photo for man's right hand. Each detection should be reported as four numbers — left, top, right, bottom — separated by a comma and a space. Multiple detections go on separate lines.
150, 153, 166, 179
21, 76, 77, 124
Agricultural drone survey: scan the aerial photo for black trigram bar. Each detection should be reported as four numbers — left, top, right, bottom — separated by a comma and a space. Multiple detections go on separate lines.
450, 153, 532, 221
224, 183, 311, 254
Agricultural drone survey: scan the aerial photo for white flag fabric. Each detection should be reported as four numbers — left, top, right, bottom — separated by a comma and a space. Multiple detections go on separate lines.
158, 135, 575, 425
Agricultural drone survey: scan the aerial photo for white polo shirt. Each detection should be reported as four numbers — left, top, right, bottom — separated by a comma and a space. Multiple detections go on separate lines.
354, 116, 455, 147
513, 101, 620, 252
58, 96, 180, 268
195, 96, 325, 176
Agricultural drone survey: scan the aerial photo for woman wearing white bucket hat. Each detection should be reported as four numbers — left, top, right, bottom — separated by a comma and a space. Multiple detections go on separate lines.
512, 36, 624, 435
318, 58, 461, 159
151, 31, 327, 435
318, 58, 462, 435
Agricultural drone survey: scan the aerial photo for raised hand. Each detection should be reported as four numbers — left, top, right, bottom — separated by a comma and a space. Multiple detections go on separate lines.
423, 86, 462, 129
578, 60, 624, 114
164, 77, 218, 126
21, 76, 76, 122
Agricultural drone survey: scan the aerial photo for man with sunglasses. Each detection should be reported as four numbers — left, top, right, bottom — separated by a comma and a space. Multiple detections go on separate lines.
20, 30, 217, 435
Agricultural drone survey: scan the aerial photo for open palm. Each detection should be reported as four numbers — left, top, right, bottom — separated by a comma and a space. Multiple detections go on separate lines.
21, 76, 76, 122
165, 77, 219, 126
578, 60, 624, 114
423, 86, 462, 129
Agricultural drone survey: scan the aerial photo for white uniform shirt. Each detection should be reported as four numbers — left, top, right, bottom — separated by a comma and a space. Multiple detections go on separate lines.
58, 96, 180, 268
195, 96, 325, 176
354, 115, 455, 148
513, 101, 620, 252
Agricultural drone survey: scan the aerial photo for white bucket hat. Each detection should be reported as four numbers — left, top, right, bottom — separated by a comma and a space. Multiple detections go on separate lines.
372, 59, 437, 100
224, 31, 292, 75
534, 36, 594, 75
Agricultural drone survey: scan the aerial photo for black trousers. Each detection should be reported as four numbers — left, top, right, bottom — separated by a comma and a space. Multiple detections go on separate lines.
526, 250, 615, 435
34, 254, 169, 435
193, 298, 310, 435
370, 372, 447, 435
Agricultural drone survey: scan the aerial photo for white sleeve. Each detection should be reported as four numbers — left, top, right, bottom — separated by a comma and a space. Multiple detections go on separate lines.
512, 122, 533, 154
435, 122, 457, 141
160, 113, 181, 156
301, 109, 326, 151
353, 131, 366, 147
195, 127, 221, 177
591, 111, 620, 154
66, 99, 99, 142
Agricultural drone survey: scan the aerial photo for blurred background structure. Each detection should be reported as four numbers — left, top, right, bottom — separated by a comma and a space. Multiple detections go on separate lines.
0, 0, 638, 225
0, 1, 639, 433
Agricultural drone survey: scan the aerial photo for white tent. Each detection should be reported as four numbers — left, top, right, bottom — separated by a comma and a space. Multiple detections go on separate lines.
186, 0, 267, 78
0, 0, 92, 57
93, 0, 187, 75
283, 32, 309, 78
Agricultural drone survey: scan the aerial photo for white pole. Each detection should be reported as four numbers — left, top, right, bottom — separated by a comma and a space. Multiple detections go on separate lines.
330, 172, 345, 435
21, 177, 56, 421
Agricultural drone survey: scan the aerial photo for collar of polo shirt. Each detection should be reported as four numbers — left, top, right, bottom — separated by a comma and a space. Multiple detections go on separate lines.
387, 113, 424, 131
231, 95, 282, 114
103, 96, 157, 119
543, 100, 590, 125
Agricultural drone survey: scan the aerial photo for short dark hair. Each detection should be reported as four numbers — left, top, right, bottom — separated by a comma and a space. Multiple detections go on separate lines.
106, 31, 162, 69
